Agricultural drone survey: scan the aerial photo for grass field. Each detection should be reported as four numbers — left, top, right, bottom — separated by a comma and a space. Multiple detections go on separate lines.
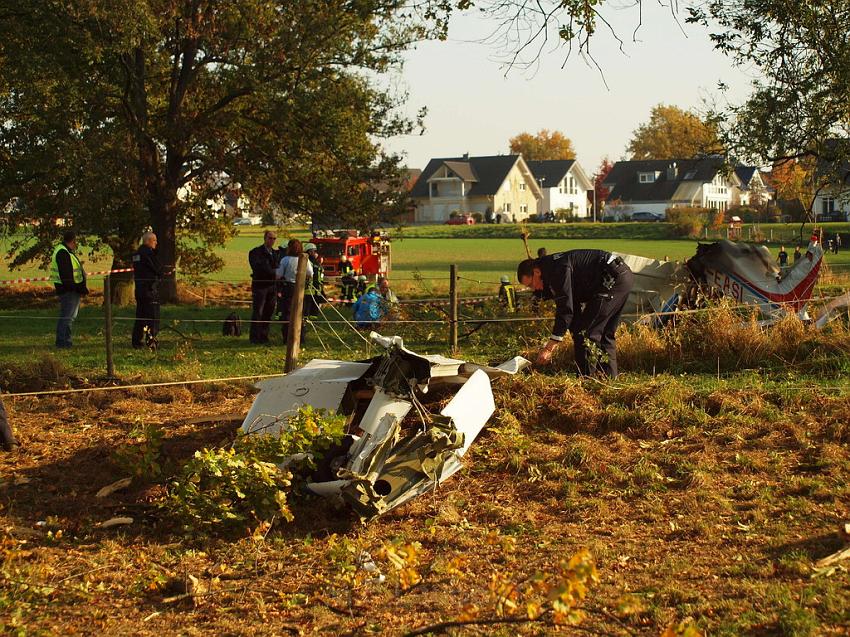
4, 222, 850, 297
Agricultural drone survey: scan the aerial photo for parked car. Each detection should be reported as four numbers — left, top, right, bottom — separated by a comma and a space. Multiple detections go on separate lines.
631, 211, 664, 222
446, 213, 475, 225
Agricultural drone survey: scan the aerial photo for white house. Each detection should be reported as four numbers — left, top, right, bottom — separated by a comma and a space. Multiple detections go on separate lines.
733, 167, 773, 207
526, 160, 593, 217
603, 158, 740, 218
813, 149, 850, 221
410, 154, 542, 223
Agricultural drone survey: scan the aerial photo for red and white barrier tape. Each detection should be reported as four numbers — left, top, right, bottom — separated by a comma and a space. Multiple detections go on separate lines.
0, 267, 134, 286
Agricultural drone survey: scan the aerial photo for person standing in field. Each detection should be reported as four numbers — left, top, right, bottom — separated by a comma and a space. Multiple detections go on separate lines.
517, 249, 634, 377
778, 246, 788, 268
131, 232, 164, 350
793, 246, 802, 263
50, 230, 88, 348
275, 239, 312, 343
248, 230, 280, 344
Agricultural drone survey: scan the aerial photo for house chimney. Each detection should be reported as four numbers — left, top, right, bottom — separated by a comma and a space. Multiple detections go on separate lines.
463, 152, 469, 160
667, 162, 678, 180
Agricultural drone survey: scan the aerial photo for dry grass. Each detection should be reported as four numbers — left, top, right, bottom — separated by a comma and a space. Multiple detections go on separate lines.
2, 353, 850, 635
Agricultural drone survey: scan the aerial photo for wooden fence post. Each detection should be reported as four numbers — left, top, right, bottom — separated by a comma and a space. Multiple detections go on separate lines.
449, 264, 458, 354
285, 254, 309, 373
103, 274, 115, 379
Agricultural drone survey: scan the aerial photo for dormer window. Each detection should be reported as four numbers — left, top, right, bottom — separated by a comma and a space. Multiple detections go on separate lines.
638, 172, 657, 184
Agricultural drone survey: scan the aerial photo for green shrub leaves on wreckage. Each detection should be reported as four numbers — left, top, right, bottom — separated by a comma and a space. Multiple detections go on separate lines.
166, 407, 346, 532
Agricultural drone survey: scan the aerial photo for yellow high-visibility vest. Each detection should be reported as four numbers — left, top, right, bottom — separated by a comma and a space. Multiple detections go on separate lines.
49, 244, 84, 285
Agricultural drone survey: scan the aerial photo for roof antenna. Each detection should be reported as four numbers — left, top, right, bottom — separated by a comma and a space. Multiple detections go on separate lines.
519, 224, 532, 260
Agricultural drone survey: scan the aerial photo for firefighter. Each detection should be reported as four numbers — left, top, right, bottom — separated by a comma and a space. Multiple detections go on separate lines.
498, 275, 516, 313
517, 250, 634, 377
339, 254, 356, 302
355, 274, 368, 298
132, 231, 164, 350
50, 230, 89, 348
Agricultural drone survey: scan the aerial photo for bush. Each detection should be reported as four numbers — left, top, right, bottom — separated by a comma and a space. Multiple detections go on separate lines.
165, 406, 346, 533
449, 211, 460, 219
471, 212, 483, 223
666, 206, 707, 238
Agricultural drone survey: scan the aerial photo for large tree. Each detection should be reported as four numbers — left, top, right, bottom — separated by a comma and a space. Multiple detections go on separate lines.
627, 104, 723, 160
509, 129, 576, 161
0, 0, 422, 300
689, 1, 850, 220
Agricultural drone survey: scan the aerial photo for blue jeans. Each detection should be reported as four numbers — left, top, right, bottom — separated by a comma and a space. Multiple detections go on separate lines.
56, 292, 81, 348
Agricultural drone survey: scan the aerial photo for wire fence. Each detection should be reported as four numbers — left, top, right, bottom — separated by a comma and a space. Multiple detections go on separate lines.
2, 260, 850, 400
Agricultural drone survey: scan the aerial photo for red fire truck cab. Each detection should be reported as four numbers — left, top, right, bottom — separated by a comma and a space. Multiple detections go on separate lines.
312, 230, 391, 278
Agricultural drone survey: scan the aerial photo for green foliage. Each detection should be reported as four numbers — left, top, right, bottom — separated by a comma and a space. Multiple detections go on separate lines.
114, 423, 165, 481
666, 206, 708, 238
690, 1, 850, 197
0, 0, 423, 296
165, 406, 346, 532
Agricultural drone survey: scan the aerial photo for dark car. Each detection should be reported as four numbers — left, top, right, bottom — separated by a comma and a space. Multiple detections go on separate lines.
631, 211, 663, 222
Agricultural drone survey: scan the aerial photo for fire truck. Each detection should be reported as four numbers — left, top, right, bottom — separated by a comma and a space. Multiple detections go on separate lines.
312, 230, 391, 278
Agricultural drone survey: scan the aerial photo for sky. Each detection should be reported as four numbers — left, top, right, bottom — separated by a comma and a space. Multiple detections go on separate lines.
380, 2, 757, 176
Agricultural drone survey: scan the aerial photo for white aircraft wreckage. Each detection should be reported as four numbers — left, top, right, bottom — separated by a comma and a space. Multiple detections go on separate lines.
617, 236, 826, 324
242, 333, 530, 520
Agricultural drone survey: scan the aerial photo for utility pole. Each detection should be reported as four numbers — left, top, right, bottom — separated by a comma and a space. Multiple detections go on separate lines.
103, 275, 115, 379
284, 255, 309, 373
449, 264, 458, 354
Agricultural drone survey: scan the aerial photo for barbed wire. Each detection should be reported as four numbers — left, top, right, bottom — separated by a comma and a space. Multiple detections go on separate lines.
0, 372, 286, 398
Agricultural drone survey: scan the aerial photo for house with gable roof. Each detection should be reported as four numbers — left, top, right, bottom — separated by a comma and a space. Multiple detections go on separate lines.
603, 157, 740, 218
733, 166, 773, 207
410, 154, 542, 223
525, 160, 594, 218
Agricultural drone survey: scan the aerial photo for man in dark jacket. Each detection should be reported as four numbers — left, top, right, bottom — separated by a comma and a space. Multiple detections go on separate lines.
132, 232, 164, 350
50, 230, 89, 348
248, 230, 280, 343
517, 249, 634, 377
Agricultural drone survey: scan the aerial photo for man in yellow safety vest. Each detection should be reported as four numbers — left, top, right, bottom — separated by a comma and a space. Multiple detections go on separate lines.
49, 231, 88, 348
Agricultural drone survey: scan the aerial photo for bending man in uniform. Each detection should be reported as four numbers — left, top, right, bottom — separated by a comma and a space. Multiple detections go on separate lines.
517, 249, 634, 377
132, 232, 164, 350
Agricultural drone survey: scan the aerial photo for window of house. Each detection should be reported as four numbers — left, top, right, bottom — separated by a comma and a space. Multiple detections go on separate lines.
520, 204, 528, 214
430, 183, 439, 196
558, 179, 565, 194
638, 172, 656, 184
503, 203, 511, 213
519, 182, 526, 191
568, 175, 577, 194
823, 197, 836, 214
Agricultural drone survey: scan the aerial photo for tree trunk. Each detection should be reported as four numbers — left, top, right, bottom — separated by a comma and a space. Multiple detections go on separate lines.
150, 196, 179, 303
109, 256, 136, 306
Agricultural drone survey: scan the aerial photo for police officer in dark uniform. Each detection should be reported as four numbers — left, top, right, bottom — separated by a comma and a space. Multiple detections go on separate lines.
517, 250, 634, 377
132, 231, 164, 350
248, 230, 280, 343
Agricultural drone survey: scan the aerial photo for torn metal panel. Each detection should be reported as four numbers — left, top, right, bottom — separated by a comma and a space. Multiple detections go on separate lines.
816, 291, 850, 329
244, 333, 529, 521
242, 359, 371, 435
